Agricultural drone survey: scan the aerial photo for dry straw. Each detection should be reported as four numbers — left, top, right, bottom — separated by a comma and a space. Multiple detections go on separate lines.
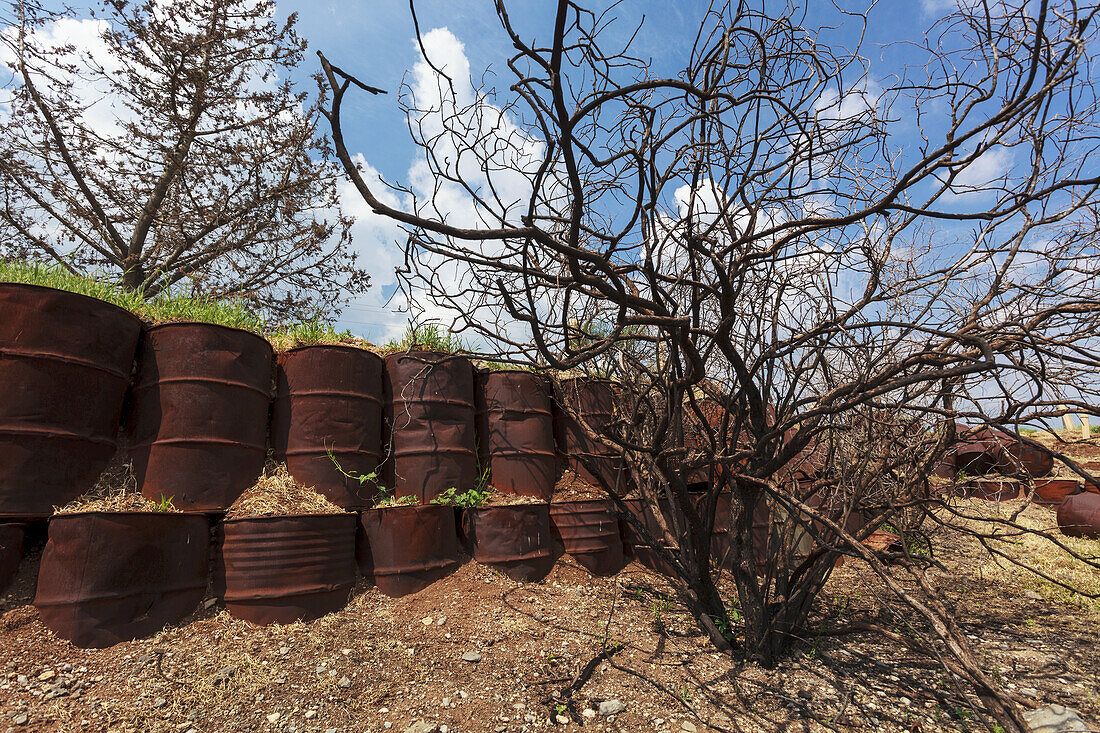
224, 462, 346, 519
56, 453, 177, 514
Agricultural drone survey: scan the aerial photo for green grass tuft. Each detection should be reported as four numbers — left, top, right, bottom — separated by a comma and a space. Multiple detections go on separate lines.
269, 318, 361, 351
382, 323, 465, 354
0, 259, 146, 312
2, 258, 265, 332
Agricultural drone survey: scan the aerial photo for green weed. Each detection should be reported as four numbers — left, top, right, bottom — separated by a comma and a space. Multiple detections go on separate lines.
431, 485, 493, 508
382, 323, 464, 354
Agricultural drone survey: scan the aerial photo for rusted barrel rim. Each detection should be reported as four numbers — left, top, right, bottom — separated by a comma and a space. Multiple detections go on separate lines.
0, 282, 142, 326
50, 510, 210, 520
221, 512, 353, 525
280, 343, 380, 358
143, 320, 273, 351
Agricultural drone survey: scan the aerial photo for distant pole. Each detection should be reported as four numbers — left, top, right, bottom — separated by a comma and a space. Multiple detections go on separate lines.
1062, 410, 1076, 432
1082, 415, 1092, 439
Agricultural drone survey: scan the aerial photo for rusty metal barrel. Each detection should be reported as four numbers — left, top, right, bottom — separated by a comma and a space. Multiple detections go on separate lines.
34, 512, 209, 647
214, 514, 357, 624
475, 371, 559, 499
0, 523, 25, 593
127, 323, 273, 512
357, 504, 461, 596
462, 504, 555, 582
384, 351, 477, 502
556, 377, 627, 493
0, 283, 141, 518
954, 426, 1053, 478
1057, 492, 1100, 539
1033, 479, 1081, 506
272, 346, 384, 508
549, 500, 624, 575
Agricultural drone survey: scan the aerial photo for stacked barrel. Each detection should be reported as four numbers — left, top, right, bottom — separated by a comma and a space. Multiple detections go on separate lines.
21, 279, 1065, 645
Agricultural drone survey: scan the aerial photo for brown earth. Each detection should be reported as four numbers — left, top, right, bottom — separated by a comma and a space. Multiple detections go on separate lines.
0, 494, 1097, 733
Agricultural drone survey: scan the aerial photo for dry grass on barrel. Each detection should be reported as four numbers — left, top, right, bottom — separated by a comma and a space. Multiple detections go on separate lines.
56, 452, 177, 514
224, 462, 347, 519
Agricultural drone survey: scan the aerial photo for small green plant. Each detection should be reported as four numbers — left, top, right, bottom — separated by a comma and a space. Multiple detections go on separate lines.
553, 702, 567, 717
955, 469, 971, 481
431, 486, 492, 508
375, 494, 419, 508
1092, 423, 1100, 435
650, 596, 673, 633
153, 494, 175, 512
326, 447, 409, 506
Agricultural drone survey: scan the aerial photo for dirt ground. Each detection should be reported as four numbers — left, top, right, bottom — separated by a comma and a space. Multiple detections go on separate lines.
0, 496, 1097, 732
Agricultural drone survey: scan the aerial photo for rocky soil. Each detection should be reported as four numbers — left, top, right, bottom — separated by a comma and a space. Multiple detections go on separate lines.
0, 495, 1097, 733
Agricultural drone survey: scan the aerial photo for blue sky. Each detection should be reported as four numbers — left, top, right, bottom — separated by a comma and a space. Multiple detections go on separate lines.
275, 0, 948, 340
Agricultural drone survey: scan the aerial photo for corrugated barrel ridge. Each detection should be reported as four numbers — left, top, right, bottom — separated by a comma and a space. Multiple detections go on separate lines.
357, 504, 461, 597
549, 500, 624, 576
475, 371, 559, 499
557, 377, 628, 494
462, 505, 555, 582
34, 512, 209, 648
273, 346, 384, 508
216, 514, 357, 624
128, 323, 273, 512
384, 351, 477, 502
0, 283, 141, 518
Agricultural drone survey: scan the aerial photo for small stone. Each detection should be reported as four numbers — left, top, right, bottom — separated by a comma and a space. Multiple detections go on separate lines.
13, 713, 29, 725
1022, 704, 1088, 732
461, 651, 482, 663
599, 700, 626, 717
16, 675, 27, 686
441, 698, 450, 706
403, 722, 440, 733
341, 648, 352, 655
582, 708, 596, 719
153, 697, 167, 709
1023, 589, 1043, 601
1021, 687, 1040, 697
681, 723, 698, 733
135, 654, 154, 664
440, 726, 449, 733
267, 712, 281, 723
203, 598, 217, 609
422, 616, 434, 625
337, 676, 352, 688
436, 617, 446, 625
554, 716, 568, 725
61, 664, 72, 672
304, 710, 317, 719
459, 691, 468, 699
37, 670, 55, 682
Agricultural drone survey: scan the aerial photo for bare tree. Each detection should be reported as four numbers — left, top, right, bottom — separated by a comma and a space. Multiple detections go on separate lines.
321, 1, 1100, 729
0, 0, 367, 319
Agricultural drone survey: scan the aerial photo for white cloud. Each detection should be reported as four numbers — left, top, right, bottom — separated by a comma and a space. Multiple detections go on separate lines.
338, 27, 547, 346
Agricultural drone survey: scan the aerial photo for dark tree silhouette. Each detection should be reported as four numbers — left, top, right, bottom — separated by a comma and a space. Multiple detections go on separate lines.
322, 1, 1100, 730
